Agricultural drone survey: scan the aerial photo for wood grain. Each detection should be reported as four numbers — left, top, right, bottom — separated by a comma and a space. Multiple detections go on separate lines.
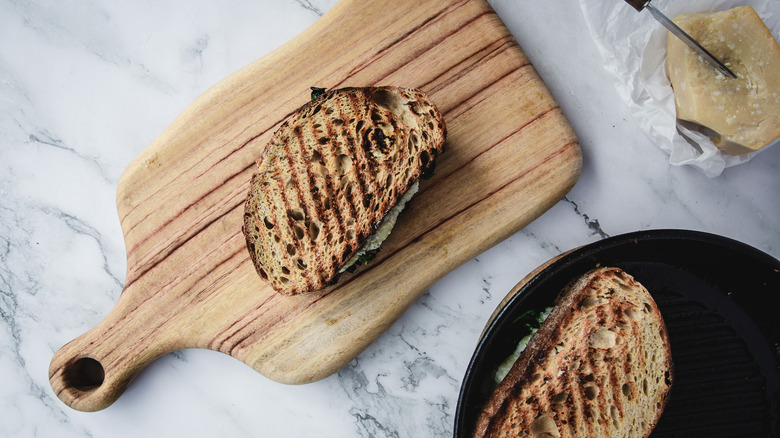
49, 0, 581, 411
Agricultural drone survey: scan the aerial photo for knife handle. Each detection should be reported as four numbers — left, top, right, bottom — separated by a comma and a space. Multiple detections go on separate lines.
624, 0, 649, 11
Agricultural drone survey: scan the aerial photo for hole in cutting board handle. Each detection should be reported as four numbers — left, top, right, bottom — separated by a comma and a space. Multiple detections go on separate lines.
63, 357, 105, 391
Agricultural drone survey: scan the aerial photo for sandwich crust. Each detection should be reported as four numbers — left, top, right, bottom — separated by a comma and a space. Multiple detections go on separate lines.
474, 267, 673, 438
243, 86, 446, 295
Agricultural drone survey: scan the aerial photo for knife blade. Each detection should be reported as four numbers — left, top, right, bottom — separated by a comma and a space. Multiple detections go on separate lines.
625, 0, 738, 78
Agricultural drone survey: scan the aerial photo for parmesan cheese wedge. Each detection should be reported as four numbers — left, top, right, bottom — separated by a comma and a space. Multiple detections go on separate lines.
666, 6, 780, 155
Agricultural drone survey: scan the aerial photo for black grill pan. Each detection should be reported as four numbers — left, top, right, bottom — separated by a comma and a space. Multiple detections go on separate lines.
455, 229, 780, 438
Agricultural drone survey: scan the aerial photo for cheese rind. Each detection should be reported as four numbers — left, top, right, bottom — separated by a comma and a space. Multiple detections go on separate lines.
666, 6, 780, 155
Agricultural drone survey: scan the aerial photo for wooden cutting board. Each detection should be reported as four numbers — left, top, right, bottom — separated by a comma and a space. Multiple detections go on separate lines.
49, 0, 581, 412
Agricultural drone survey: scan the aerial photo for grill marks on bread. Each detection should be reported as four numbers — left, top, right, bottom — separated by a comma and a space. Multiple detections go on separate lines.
243, 87, 446, 295
474, 267, 673, 438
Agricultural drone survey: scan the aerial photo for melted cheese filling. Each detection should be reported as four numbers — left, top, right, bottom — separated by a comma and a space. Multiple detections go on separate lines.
340, 180, 419, 273
494, 307, 553, 384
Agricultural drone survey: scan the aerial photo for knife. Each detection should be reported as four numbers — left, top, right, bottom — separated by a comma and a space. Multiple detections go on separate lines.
625, 0, 738, 78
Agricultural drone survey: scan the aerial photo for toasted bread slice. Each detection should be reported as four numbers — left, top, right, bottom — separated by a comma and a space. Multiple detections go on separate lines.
243, 86, 446, 295
474, 267, 673, 438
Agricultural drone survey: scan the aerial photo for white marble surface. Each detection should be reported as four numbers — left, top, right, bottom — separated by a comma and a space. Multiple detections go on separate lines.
1, 1, 778, 437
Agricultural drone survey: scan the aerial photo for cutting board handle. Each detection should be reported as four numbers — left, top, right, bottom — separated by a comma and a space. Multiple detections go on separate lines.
48, 291, 179, 412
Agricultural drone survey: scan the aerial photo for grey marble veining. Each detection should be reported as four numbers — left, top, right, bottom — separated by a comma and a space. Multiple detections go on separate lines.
2, 0, 779, 437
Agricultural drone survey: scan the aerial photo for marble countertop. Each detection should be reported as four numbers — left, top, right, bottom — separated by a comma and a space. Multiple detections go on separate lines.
2, 1, 778, 436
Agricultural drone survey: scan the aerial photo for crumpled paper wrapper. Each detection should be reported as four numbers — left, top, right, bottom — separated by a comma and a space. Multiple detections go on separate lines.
578, 0, 780, 177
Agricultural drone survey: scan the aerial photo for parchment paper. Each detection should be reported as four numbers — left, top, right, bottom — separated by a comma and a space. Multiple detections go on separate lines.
578, 0, 780, 177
